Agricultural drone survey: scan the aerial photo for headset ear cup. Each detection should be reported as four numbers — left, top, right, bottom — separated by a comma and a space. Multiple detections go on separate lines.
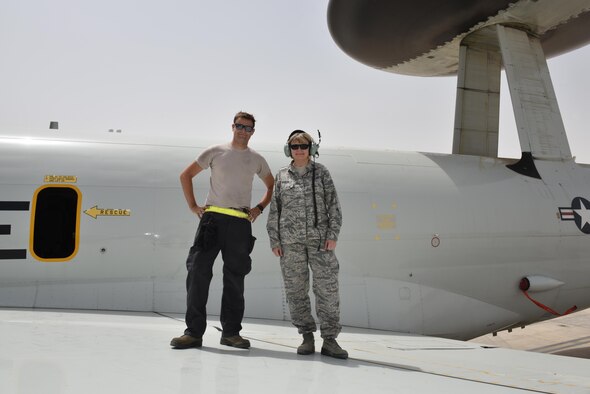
284, 143, 291, 157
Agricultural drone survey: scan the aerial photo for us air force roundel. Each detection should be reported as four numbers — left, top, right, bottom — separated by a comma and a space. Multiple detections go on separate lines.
559, 197, 590, 234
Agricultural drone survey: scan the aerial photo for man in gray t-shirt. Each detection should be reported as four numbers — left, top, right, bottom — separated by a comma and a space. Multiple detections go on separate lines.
170, 111, 274, 350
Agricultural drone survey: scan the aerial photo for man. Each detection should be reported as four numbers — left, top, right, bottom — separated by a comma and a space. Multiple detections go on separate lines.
171, 111, 274, 350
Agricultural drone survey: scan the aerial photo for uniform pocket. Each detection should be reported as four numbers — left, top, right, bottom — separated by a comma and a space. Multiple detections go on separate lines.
195, 215, 216, 252
248, 235, 257, 254
185, 245, 197, 271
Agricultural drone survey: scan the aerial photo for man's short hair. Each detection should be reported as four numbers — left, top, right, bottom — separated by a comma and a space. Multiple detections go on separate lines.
234, 111, 256, 127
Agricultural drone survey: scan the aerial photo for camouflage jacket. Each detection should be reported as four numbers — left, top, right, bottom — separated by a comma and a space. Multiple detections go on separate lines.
266, 161, 342, 248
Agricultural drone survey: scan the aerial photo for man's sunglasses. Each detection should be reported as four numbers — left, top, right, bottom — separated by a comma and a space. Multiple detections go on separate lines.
234, 123, 254, 133
290, 144, 309, 150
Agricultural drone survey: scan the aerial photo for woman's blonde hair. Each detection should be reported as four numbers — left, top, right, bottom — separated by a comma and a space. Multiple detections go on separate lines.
288, 130, 314, 145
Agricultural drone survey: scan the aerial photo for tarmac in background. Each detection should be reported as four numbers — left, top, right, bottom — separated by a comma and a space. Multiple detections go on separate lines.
471, 308, 590, 359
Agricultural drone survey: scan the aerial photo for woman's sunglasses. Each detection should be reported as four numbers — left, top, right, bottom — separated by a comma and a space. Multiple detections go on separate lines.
290, 144, 309, 150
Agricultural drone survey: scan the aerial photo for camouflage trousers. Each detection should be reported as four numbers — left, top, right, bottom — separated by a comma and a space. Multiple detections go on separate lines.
280, 242, 342, 339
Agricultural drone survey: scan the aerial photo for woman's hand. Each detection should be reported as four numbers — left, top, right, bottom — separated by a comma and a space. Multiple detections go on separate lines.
272, 247, 283, 257
324, 240, 337, 251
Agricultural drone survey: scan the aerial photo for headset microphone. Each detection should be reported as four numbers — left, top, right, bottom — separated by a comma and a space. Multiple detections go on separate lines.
315, 129, 321, 156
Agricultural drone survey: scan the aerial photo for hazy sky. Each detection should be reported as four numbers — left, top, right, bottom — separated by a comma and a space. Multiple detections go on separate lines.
1, 0, 589, 162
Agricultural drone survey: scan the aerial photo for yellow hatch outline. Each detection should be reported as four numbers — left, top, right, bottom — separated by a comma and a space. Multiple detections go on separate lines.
29, 184, 82, 262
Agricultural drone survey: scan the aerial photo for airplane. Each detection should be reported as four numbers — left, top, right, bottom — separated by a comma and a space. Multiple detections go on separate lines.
3, 1, 590, 392
1, 0, 590, 345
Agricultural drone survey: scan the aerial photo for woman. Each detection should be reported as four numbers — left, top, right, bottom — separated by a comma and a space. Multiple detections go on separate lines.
266, 130, 347, 359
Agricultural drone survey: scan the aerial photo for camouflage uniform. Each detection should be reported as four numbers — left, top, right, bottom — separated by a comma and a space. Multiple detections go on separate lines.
266, 161, 343, 338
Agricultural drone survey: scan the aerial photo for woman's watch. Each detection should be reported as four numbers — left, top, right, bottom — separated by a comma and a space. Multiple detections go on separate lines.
256, 204, 264, 213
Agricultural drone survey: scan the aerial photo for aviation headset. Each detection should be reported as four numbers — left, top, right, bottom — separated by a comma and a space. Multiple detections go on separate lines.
283, 130, 320, 157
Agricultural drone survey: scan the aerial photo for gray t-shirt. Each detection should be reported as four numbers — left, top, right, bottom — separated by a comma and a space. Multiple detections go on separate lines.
196, 143, 271, 209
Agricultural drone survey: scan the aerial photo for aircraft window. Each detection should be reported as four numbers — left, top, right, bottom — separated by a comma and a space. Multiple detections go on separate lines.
31, 186, 81, 261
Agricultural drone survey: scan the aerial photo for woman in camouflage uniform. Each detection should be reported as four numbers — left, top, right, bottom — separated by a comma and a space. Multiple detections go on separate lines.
266, 130, 347, 359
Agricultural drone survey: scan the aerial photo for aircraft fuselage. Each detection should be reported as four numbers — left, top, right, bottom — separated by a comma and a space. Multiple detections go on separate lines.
1, 136, 589, 340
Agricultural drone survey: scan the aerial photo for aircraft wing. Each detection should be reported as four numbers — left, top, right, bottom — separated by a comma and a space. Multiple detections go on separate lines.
2, 308, 589, 393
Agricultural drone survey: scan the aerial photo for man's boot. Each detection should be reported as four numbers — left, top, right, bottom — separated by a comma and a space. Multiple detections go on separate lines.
297, 332, 315, 355
170, 334, 202, 349
220, 335, 251, 349
321, 338, 348, 359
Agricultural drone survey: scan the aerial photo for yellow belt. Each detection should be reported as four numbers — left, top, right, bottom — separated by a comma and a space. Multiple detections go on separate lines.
205, 206, 249, 219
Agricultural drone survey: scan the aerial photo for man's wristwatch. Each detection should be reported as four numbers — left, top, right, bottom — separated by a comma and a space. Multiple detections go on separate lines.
256, 204, 264, 213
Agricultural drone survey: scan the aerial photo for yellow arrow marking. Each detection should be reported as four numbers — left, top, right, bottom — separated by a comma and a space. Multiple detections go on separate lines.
84, 205, 131, 219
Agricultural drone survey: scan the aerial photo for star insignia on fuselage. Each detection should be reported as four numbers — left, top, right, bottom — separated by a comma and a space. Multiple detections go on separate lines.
559, 197, 590, 234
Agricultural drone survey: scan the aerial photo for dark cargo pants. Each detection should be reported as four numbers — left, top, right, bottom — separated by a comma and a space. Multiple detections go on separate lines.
184, 212, 254, 338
